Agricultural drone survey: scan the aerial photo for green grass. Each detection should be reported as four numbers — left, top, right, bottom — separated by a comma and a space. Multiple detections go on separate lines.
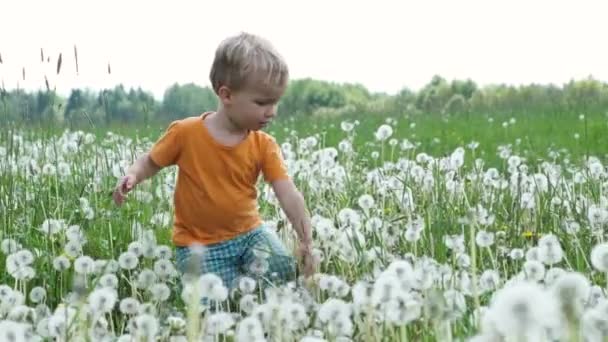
0, 109, 606, 341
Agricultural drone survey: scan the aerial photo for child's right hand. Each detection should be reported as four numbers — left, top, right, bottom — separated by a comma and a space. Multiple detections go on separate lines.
112, 174, 137, 206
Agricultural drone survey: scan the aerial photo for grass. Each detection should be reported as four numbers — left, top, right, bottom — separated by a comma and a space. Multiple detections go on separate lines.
0, 108, 607, 341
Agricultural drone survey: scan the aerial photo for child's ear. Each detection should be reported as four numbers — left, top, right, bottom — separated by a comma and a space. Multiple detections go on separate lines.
218, 85, 232, 105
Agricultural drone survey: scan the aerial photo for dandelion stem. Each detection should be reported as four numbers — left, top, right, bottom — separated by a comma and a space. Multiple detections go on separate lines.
469, 221, 481, 328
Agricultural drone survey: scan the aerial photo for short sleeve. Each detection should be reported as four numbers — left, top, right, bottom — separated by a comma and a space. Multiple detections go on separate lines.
262, 136, 289, 183
149, 120, 183, 167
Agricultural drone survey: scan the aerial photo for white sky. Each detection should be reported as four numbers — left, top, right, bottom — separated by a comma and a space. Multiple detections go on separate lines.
1, 0, 607, 100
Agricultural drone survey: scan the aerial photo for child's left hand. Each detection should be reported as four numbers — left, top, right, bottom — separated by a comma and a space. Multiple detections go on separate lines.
297, 242, 316, 278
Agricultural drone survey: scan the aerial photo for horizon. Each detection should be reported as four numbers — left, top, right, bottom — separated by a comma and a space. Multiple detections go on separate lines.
1, 0, 607, 100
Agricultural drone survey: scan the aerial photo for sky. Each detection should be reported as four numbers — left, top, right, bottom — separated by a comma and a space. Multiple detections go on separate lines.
1, 0, 607, 100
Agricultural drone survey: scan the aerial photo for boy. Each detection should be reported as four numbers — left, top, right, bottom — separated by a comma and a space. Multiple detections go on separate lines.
112, 32, 315, 292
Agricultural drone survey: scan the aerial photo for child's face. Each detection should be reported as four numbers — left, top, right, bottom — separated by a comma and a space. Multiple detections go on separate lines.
220, 75, 286, 131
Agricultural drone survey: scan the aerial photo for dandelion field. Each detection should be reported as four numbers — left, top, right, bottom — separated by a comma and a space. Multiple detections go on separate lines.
1, 109, 608, 342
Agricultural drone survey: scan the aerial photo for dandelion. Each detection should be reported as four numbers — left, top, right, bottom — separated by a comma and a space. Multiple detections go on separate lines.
99, 274, 119, 289
239, 294, 258, 314
590, 243, 608, 272
489, 281, 560, 340
238, 276, 257, 294
523, 260, 545, 282
510, 248, 524, 260
1, 239, 21, 254
133, 314, 159, 340
475, 230, 495, 248
119, 297, 140, 315
206, 312, 235, 335
479, 270, 501, 293
168, 315, 186, 331
154, 245, 172, 259
74, 255, 95, 274
64, 240, 82, 259
88, 287, 117, 314
40, 218, 66, 235
248, 258, 269, 276
551, 271, 590, 322
29, 286, 46, 303
562, 219, 581, 235
357, 194, 375, 214
15, 249, 34, 266
153, 259, 176, 278
236, 316, 265, 341
282, 302, 310, 331
537, 234, 564, 265
118, 251, 139, 270
149, 283, 171, 302
52, 256, 71, 271
136, 269, 157, 289
0, 321, 30, 342
128, 241, 143, 256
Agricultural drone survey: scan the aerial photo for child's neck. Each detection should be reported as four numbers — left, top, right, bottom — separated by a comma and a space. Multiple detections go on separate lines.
205, 110, 249, 148
211, 108, 248, 136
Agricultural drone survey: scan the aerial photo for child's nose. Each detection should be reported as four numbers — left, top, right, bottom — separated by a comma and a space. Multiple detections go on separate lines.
265, 106, 277, 118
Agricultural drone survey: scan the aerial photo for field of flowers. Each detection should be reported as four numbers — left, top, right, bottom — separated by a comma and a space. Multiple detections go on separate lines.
1, 113, 608, 342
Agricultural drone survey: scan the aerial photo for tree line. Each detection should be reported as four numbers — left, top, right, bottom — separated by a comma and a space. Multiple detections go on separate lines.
1, 75, 607, 127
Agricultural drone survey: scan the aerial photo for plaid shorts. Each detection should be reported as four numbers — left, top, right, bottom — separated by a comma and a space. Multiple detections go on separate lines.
174, 224, 297, 290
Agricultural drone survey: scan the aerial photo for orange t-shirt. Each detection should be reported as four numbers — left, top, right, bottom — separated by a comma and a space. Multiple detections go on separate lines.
148, 112, 289, 246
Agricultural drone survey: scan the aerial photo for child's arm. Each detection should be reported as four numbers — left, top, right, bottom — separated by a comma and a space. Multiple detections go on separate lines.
113, 153, 162, 205
271, 178, 315, 277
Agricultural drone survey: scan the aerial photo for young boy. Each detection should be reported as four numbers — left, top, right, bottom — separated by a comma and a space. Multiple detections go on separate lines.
112, 32, 315, 292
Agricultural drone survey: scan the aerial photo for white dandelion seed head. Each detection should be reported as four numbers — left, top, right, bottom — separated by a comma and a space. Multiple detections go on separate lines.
118, 252, 139, 270
206, 312, 235, 335
64, 240, 83, 259
238, 276, 257, 294
591, 243, 608, 272
128, 241, 143, 257
0, 321, 30, 342
551, 271, 591, 319
236, 316, 265, 341
479, 270, 501, 293
98, 273, 119, 289
510, 248, 524, 260
318, 298, 352, 324
52, 256, 71, 272
522, 260, 545, 282
29, 286, 46, 304
475, 230, 495, 248
374, 124, 394, 141
537, 234, 564, 266
149, 283, 171, 302
136, 269, 157, 290
525, 247, 540, 262
1, 239, 21, 255
153, 259, 176, 279
133, 314, 159, 339
74, 256, 95, 274
88, 287, 117, 314
119, 297, 140, 315
239, 294, 258, 315
357, 194, 375, 212
489, 281, 560, 339
154, 245, 172, 259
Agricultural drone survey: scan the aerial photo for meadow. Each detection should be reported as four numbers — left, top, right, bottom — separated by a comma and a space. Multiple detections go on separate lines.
1, 108, 608, 341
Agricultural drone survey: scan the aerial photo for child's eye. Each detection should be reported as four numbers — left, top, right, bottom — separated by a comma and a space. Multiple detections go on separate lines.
255, 99, 276, 106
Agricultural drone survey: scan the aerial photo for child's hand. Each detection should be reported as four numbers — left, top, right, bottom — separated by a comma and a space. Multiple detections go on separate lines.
297, 242, 316, 279
112, 174, 136, 206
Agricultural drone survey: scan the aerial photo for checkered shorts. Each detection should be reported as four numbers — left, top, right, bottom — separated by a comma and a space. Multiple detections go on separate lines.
174, 224, 297, 290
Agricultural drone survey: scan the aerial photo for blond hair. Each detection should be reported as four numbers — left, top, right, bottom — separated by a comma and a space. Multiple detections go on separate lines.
209, 32, 289, 94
